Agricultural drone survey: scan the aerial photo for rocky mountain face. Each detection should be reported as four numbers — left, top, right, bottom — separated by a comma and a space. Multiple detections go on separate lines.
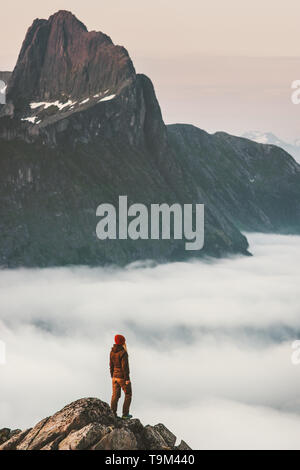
0, 72, 11, 84
0, 398, 191, 451
7, 11, 135, 110
243, 131, 300, 163
169, 125, 300, 234
0, 10, 299, 267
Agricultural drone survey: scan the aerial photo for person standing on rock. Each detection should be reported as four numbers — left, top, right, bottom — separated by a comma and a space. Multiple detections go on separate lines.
110, 334, 132, 419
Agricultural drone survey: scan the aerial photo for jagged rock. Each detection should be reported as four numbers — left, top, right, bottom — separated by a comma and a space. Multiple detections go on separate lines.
119, 418, 144, 434
17, 398, 115, 450
142, 425, 170, 450
9, 429, 22, 438
0, 428, 21, 445
0, 429, 10, 445
40, 436, 65, 450
93, 428, 137, 450
0, 429, 31, 450
17, 417, 51, 450
153, 423, 176, 448
176, 440, 192, 450
58, 423, 110, 450
0, 397, 191, 451
7, 10, 135, 108
115, 418, 146, 449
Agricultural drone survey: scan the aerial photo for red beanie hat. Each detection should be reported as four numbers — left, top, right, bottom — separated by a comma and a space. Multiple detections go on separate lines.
115, 334, 126, 345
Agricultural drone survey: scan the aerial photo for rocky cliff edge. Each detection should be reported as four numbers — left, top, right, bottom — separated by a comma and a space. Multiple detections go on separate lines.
0, 398, 191, 451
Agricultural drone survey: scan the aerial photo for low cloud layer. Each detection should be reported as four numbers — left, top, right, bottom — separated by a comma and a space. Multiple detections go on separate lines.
0, 233, 300, 449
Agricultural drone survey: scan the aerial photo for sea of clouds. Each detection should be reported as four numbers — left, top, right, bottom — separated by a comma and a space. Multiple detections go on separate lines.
0, 233, 300, 450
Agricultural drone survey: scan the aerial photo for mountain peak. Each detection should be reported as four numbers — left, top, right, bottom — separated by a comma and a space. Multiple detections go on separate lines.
48, 10, 88, 31
243, 131, 300, 163
0, 398, 191, 450
7, 10, 135, 109
49, 9, 83, 20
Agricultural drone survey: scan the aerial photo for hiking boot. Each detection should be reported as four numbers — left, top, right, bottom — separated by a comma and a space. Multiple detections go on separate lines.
122, 414, 133, 419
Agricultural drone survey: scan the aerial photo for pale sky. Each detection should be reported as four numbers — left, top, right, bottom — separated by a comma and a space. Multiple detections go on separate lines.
1, 0, 300, 141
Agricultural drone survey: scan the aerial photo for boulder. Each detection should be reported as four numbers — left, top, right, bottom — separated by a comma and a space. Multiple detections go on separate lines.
153, 423, 177, 448
58, 423, 110, 450
176, 440, 192, 450
93, 428, 137, 450
142, 425, 170, 450
0, 397, 191, 451
0, 429, 10, 445
0, 429, 32, 450
17, 398, 115, 450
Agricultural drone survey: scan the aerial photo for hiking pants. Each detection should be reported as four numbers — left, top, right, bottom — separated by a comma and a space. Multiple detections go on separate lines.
111, 377, 132, 416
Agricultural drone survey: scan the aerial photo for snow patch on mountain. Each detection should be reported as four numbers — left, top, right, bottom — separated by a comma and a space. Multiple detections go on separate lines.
30, 100, 77, 111
99, 94, 116, 102
80, 98, 90, 105
21, 116, 38, 124
242, 131, 300, 163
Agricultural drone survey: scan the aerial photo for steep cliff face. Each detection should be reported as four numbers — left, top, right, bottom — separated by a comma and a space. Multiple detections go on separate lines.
7, 11, 135, 107
168, 124, 300, 234
0, 398, 191, 451
0, 72, 11, 83
0, 11, 299, 267
1, 11, 169, 157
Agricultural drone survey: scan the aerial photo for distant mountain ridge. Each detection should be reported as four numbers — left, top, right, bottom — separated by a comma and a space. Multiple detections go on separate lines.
243, 131, 300, 163
0, 10, 299, 267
